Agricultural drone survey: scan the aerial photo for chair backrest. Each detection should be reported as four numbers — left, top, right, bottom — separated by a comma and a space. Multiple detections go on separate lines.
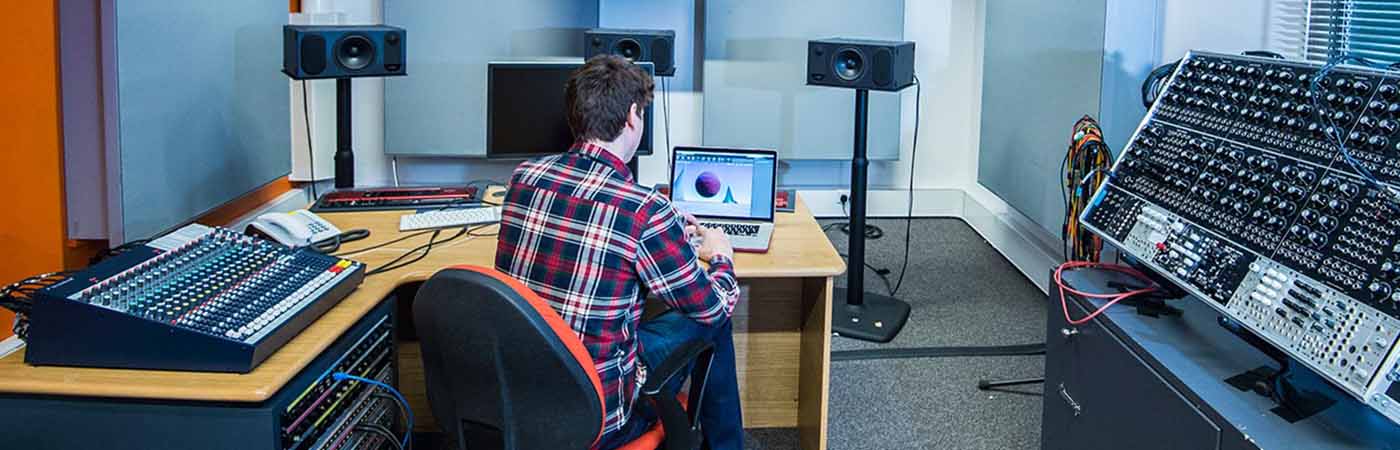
414, 265, 605, 449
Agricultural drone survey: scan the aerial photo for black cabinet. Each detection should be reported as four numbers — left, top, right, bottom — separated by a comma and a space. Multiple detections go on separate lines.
1042, 269, 1400, 450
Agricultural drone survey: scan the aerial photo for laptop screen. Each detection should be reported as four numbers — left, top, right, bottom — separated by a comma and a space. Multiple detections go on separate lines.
670, 148, 777, 221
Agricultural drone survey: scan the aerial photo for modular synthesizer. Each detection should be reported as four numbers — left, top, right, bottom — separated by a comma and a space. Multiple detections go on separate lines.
1081, 51, 1400, 423
24, 223, 365, 373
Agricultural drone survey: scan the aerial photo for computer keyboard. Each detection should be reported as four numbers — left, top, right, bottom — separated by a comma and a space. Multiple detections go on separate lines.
399, 206, 503, 232
702, 222, 760, 237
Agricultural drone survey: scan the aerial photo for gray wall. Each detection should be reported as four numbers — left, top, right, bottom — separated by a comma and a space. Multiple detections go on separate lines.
702, 0, 905, 160
383, 1, 599, 156
977, 0, 1107, 238
109, 0, 290, 243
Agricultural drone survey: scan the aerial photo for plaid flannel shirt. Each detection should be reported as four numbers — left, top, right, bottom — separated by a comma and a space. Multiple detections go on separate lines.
494, 143, 742, 439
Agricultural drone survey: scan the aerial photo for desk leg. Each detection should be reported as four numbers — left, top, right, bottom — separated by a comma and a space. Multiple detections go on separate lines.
798, 277, 832, 450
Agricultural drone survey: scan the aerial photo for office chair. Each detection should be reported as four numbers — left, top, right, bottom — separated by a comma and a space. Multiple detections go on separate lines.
414, 265, 715, 450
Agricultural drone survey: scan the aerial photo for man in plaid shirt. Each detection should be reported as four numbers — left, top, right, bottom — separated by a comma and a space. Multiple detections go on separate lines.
495, 55, 745, 449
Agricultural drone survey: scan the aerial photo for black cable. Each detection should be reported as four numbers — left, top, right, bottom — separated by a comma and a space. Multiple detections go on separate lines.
662, 77, 672, 157
1141, 60, 1181, 108
310, 229, 371, 254
353, 424, 404, 450
301, 80, 318, 199
890, 74, 921, 296
834, 200, 884, 239
365, 227, 472, 277
333, 230, 435, 258
837, 252, 895, 295
365, 230, 444, 277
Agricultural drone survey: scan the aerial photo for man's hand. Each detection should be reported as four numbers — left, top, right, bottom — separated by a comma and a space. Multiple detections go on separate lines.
682, 213, 734, 262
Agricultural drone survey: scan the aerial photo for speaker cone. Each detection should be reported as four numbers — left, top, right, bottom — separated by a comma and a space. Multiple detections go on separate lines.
613, 38, 643, 61
335, 34, 376, 71
834, 48, 864, 81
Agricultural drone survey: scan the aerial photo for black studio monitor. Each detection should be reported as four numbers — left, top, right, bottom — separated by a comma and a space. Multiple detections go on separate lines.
283, 25, 407, 80
807, 38, 915, 91
585, 28, 676, 77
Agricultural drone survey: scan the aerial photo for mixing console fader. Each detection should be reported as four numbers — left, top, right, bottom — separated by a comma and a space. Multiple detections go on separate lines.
1082, 51, 1400, 424
25, 223, 365, 373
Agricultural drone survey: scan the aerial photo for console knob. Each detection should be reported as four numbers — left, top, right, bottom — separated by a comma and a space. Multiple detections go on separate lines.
1286, 185, 1307, 200
1381, 120, 1399, 135
1242, 188, 1261, 201
1233, 201, 1251, 215
1353, 80, 1372, 93
1370, 135, 1390, 148
1297, 170, 1317, 184
1328, 198, 1350, 214
1289, 224, 1310, 237
1300, 209, 1319, 224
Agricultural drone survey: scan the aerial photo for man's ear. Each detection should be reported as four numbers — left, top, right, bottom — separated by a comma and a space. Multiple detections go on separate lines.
628, 103, 640, 129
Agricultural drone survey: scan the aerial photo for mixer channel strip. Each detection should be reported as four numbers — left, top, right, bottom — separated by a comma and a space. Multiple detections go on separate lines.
24, 224, 366, 373
1080, 51, 1400, 425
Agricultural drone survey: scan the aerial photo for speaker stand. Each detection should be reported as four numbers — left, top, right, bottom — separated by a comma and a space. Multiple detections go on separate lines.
334, 78, 355, 189
831, 89, 911, 343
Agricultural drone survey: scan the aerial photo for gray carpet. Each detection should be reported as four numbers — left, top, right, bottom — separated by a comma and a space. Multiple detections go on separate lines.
744, 218, 1047, 450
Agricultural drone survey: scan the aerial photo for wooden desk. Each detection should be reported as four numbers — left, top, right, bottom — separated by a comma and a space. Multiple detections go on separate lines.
0, 192, 844, 449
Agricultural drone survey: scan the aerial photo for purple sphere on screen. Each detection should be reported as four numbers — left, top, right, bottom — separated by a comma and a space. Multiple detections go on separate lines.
695, 171, 723, 198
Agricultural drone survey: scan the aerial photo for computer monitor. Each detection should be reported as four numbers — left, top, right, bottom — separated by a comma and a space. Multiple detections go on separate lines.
669, 147, 778, 221
485, 61, 654, 158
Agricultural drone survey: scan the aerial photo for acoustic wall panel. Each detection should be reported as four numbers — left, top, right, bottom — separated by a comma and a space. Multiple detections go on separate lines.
976, 0, 1107, 238
108, 0, 290, 243
702, 0, 905, 160
384, 1, 598, 156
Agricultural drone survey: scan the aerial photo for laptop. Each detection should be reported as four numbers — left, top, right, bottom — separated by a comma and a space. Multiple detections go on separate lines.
669, 146, 778, 253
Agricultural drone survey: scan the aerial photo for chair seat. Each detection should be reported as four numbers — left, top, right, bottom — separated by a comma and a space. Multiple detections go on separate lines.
613, 395, 689, 450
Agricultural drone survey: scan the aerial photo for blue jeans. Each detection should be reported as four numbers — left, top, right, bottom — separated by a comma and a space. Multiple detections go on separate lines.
597, 311, 744, 450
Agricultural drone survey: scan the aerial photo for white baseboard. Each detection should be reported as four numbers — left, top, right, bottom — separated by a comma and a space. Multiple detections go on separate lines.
797, 187, 1060, 293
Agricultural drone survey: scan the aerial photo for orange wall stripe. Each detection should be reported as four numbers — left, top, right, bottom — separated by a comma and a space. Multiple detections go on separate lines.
197, 177, 296, 227
0, 2, 66, 339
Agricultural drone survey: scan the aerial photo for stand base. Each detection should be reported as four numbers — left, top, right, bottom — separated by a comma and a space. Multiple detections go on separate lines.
831, 289, 911, 343
1224, 366, 1335, 423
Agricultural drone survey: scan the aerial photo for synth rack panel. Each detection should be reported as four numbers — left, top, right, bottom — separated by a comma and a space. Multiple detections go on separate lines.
25, 224, 365, 373
1082, 51, 1400, 423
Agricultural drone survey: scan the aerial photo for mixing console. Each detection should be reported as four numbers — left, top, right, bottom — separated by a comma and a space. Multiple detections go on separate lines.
25, 224, 365, 373
1082, 51, 1400, 424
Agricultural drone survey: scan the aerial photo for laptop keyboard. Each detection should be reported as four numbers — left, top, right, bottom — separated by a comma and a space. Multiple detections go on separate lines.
702, 222, 760, 237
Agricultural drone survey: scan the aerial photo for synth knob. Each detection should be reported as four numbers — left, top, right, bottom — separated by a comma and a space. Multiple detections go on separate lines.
1381, 120, 1399, 134
1275, 199, 1296, 214
1306, 231, 1328, 247
1344, 96, 1363, 108
1296, 170, 1317, 184
1286, 185, 1307, 200
1260, 159, 1278, 173
1326, 92, 1342, 104
1327, 199, 1349, 214
1228, 150, 1245, 162
1370, 135, 1390, 148
1300, 209, 1319, 224
1332, 110, 1351, 122
1353, 80, 1371, 93
1294, 103, 1312, 115
1266, 215, 1287, 229
1320, 177, 1337, 189
1278, 71, 1294, 81
1359, 115, 1378, 129
1384, 261, 1399, 276
1232, 201, 1251, 215
1391, 102, 1400, 114
1370, 281, 1393, 300
1242, 188, 1261, 201
1317, 215, 1338, 231
1371, 101, 1390, 114
1338, 183, 1359, 199
1289, 224, 1310, 237
1381, 84, 1399, 100
1334, 78, 1351, 90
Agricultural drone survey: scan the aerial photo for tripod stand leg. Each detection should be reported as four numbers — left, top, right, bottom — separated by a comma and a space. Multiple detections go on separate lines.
977, 377, 1045, 390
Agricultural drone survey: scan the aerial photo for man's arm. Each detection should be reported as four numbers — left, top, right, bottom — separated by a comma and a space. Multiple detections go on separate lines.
634, 198, 740, 325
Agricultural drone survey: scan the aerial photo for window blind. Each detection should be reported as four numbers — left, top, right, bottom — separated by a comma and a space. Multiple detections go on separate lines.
1303, 0, 1400, 64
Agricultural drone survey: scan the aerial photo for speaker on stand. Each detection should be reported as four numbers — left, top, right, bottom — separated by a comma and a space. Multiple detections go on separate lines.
283, 25, 408, 189
807, 38, 916, 343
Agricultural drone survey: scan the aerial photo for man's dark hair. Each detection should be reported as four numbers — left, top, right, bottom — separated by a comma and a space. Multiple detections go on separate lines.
565, 55, 655, 143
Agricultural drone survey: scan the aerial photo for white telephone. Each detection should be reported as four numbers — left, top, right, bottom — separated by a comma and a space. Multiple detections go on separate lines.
247, 209, 342, 248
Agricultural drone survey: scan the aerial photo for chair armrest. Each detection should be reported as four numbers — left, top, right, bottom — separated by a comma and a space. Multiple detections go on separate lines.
641, 339, 713, 396
640, 339, 716, 450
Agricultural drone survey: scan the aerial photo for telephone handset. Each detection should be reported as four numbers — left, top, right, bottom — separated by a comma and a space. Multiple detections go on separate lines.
247, 210, 342, 248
